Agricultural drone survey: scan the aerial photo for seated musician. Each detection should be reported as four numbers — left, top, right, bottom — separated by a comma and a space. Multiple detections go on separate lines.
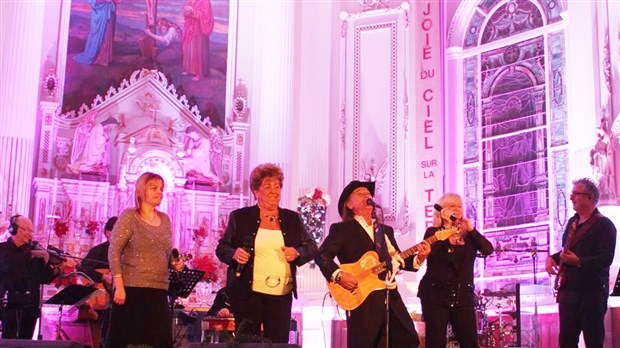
78, 216, 117, 347
206, 287, 232, 318
203, 287, 234, 343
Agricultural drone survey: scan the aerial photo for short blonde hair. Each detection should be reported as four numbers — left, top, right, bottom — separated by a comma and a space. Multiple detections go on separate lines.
432, 193, 463, 227
135, 172, 164, 209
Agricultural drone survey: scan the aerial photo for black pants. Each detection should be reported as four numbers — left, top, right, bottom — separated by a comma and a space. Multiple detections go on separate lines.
347, 290, 420, 348
558, 288, 608, 348
232, 291, 292, 343
1, 305, 39, 339
421, 301, 478, 348
108, 287, 172, 348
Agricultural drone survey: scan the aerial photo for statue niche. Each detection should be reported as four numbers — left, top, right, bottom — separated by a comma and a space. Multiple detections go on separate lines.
67, 112, 118, 176
183, 125, 220, 186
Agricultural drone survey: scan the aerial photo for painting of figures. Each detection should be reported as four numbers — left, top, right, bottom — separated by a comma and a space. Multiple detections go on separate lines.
63, 0, 229, 127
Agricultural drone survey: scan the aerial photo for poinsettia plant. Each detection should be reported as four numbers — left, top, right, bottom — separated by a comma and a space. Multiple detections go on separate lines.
193, 224, 208, 240
297, 186, 330, 244
52, 264, 78, 288
85, 220, 99, 238
53, 220, 69, 238
193, 254, 219, 282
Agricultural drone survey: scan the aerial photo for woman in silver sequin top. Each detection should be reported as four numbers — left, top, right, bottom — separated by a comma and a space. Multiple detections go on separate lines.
108, 172, 184, 348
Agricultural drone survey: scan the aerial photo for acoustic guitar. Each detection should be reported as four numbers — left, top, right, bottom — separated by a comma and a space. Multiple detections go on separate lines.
328, 226, 458, 310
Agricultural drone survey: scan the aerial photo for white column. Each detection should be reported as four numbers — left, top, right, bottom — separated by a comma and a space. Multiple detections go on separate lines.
0, 1, 46, 216
252, 1, 295, 206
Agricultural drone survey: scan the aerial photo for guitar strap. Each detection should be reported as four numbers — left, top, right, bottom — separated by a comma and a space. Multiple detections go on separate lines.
373, 222, 391, 264
568, 212, 603, 248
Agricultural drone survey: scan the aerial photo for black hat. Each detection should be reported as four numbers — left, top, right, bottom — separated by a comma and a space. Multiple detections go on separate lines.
338, 180, 375, 216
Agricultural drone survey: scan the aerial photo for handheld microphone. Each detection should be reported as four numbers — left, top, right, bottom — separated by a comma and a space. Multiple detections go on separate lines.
171, 248, 182, 282
433, 203, 457, 222
171, 248, 180, 262
47, 244, 66, 255
235, 236, 253, 278
366, 198, 380, 208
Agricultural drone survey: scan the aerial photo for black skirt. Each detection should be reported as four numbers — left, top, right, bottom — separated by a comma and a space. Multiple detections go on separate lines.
107, 287, 172, 348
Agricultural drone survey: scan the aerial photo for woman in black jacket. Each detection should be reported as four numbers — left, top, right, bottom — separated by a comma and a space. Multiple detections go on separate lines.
216, 163, 317, 343
418, 193, 493, 348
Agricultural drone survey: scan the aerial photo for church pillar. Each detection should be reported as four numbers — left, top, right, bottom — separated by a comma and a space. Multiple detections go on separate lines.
251, 1, 295, 206
0, 2, 46, 216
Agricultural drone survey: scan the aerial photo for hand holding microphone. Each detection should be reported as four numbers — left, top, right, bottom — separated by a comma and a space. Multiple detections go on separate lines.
171, 248, 185, 272
433, 203, 474, 232
433, 204, 457, 222
234, 236, 253, 278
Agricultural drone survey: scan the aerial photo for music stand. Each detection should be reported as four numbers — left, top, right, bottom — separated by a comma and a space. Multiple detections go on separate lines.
168, 268, 206, 299
168, 269, 205, 347
45, 285, 97, 340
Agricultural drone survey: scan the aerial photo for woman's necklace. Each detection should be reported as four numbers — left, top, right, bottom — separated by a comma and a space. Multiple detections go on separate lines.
141, 211, 157, 223
261, 211, 278, 223
258, 204, 278, 223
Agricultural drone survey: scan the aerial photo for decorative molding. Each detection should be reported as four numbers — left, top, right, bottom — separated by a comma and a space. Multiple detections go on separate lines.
59, 69, 213, 128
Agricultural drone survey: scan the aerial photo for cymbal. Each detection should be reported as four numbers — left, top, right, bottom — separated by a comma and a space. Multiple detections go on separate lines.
481, 290, 515, 298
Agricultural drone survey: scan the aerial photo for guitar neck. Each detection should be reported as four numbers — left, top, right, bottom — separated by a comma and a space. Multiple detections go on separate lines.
399, 234, 440, 260
370, 233, 444, 274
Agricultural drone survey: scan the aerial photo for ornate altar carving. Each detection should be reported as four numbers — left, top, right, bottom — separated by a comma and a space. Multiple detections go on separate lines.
33, 69, 250, 255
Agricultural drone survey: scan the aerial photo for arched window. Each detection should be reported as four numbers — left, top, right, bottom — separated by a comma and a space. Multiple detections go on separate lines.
453, 0, 567, 280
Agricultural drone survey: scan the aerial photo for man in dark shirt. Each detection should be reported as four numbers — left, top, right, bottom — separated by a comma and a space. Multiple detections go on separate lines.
0, 215, 58, 339
546, 178, 617, 348
206, 287, 232, 318
80, 216, 117, 284
78, 216, 117, 347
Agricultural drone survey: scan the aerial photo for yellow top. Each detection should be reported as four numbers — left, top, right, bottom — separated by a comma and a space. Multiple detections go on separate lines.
252, 228, 293, 295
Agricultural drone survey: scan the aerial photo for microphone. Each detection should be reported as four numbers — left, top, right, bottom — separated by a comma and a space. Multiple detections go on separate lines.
433, 203, 457, 222
235, 236, 253, 278
171, 248, 180, 262
171, 248, 182, 282
366, 198, 380, 207
47, 244, 66, 255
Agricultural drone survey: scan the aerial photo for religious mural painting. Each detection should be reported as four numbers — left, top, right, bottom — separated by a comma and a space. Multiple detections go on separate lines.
63, 0, 229, 127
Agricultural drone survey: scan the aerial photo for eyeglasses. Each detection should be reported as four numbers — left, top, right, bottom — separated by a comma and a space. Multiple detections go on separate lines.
570, 192, 589, 197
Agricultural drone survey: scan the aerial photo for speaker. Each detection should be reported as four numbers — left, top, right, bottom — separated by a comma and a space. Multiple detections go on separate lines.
8, 214, 21, 235
0, 339, 82, 348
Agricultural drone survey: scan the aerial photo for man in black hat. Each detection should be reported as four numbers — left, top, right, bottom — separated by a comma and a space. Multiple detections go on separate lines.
315, 181, 430, 347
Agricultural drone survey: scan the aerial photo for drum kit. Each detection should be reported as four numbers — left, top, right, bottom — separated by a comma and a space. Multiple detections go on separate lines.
474, 289, 518, 348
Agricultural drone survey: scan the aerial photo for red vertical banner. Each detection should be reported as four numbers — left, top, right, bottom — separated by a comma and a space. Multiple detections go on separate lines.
413, 2, 444, 236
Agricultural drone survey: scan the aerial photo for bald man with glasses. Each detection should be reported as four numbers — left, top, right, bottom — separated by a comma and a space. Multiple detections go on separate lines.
546, 178, 617, 348
0, 215, 60, 339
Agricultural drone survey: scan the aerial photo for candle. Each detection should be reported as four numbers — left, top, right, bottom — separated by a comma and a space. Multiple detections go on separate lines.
76, 181, 82, 219
191, 184, 196, 226
103, 186, 109, 219
214, 192, 219, 226
51, 178, 58, 214
239, 192, 243, 209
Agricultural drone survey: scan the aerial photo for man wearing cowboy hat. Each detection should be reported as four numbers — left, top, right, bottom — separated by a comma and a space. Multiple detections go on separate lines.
315, 180, 430, 347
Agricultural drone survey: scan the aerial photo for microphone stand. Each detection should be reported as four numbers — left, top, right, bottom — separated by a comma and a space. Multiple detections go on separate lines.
372, 206, 390, 348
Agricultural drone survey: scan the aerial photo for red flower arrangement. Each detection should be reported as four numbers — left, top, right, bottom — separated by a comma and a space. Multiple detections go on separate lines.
53, 220, 69, 238
193, 224, 208, 240
52, 264, 78, 288
85, 220, 99, 238
193, 254, 219, 282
